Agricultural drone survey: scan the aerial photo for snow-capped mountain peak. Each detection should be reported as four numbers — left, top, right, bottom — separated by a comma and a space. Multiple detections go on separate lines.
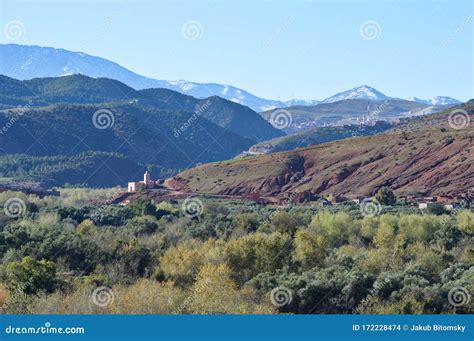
405, 96, 461, 106
0, 44, 463, 112
321, 85, 391, 103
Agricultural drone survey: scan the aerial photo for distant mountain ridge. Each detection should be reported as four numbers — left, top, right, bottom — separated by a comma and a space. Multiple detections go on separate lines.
319, 85, 461, 106
259, 98, 452, 134
405, 96, 462, 106
0, 44, 313, 112
249, 121, 394, 154
0, 44, 461, 112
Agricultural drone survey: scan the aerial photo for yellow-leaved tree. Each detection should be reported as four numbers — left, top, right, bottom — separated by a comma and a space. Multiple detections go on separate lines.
187, 264, 275, 314
293, 228, 328, 270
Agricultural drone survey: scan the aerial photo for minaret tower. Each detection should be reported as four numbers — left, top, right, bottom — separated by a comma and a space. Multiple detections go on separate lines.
144, 171, 151, 187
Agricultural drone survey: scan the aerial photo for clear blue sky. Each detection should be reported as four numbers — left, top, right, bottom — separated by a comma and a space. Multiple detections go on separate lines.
1, 0, 472, 101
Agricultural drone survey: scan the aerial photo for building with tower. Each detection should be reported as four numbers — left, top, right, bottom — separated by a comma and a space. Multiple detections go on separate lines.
127, 171, 155, 192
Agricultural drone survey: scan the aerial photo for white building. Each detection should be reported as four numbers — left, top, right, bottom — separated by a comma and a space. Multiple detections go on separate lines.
418, 202, 435, 210
127, 171, 154, 192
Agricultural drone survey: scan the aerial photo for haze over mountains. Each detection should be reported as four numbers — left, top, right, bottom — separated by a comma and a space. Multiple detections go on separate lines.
0, 44, 298, 112
0, 44, 461, 112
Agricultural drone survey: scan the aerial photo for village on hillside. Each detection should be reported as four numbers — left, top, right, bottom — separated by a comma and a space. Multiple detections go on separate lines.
112, 171, 472, 211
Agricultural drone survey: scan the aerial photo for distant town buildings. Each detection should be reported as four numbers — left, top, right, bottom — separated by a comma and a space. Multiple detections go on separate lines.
411, 195, 465, 210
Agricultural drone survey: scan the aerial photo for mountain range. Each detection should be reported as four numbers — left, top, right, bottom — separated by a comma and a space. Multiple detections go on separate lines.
319, 85, 461, 105
0, 44, 468, 191
405, 96, 461, 106
259, 98, 453, 134
0, 44, 300, 112
0, 44, 461, 111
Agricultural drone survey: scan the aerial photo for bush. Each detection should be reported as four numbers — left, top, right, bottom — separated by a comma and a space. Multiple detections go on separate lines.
293, 229, 328, 270
457, 210, 474, 234
2, 256, 58, 295
125, 216, 159, 235
160, 239, 225, 286
375, 187, 396, 206
225, 232, 292, 284
427, 203, 448, 216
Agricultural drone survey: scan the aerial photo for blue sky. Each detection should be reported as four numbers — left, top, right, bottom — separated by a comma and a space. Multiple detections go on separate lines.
1, 0, 472, 101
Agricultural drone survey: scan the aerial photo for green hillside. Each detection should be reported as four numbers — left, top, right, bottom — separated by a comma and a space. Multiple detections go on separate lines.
0, 152, 143, 187
24, 74, 136, 103
0, 103, 255, 185
250, 121, 394, 153
0, 74, 286, 186
0, 74, 283, 141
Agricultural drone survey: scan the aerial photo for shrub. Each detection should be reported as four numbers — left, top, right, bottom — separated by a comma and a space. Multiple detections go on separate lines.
375, 187, 396, 206
2, 256, 58, 295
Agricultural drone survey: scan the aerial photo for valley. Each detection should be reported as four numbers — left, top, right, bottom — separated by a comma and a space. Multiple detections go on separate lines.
0, 17, 472, 321
0, 71, 470, 202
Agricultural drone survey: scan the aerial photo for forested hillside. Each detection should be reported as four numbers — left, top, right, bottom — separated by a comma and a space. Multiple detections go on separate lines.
0, 74, 283, 186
